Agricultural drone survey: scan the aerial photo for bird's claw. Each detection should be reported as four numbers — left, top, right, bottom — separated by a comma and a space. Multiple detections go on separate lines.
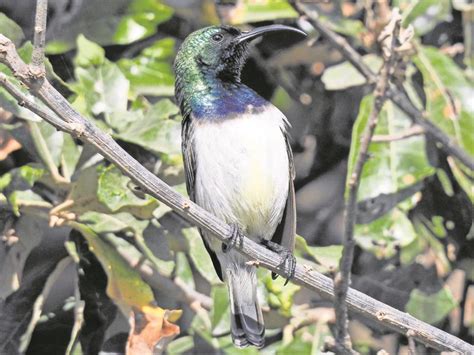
262, 240, 296, 285
222, 223, 243, 253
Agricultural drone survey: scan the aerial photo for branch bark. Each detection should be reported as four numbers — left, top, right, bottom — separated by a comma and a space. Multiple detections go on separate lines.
290, 0, 474, 171
0, 20, 473, 355
334, 11, 402, 354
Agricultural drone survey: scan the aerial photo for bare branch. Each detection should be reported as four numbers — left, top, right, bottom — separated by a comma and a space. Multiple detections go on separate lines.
31, 0, 48, 72
372, 124, 425, 142
0, 23, 473, 355
333, 10, 402, 354
290, 1, 474, 170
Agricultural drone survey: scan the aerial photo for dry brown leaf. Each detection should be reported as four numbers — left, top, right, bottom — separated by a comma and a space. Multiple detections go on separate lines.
0, 108, 21, 161
126, 306, 181, 355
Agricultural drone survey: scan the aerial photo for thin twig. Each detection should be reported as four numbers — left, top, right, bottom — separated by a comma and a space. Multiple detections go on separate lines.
334, 11, 402, 354
372, 124, 425, 142
65, 273, 85, 355
31, 0, 48, 72
290, 0, 474, 170
407, 330, 417, 355
0, 16, 473, 355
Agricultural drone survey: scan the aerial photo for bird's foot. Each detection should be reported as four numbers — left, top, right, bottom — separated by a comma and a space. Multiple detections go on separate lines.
261, 240, 296, 286
222, 223, 244, 253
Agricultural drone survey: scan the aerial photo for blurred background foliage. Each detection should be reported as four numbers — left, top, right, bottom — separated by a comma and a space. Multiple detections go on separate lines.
0, 0, 472, 354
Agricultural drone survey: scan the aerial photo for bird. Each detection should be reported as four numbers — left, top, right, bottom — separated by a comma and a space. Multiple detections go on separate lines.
174, 24, 305, 348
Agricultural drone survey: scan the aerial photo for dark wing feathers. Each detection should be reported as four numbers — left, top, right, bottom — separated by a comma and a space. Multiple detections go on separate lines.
270, 130, 296, 279
182, 116, 223, 281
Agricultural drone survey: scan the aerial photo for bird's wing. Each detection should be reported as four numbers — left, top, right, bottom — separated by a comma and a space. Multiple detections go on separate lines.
271, 129, 296, 253
182, 115, 196, 201
182, 115, 223, 281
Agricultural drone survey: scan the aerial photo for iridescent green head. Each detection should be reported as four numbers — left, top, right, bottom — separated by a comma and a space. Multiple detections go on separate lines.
174, 24, 306, 118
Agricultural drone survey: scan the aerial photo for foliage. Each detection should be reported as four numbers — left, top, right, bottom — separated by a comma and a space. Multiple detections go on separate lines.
0, 0, 472, 353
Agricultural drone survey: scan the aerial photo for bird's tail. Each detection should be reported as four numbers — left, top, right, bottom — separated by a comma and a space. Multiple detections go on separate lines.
226, 266, 265, 348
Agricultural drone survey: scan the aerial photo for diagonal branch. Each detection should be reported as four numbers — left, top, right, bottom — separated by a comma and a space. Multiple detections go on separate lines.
334, 10, 402, 354
0, 20, 473, 355
290, 0, 474, 170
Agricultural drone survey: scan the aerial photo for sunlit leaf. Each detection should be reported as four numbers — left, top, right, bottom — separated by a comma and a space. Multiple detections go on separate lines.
224, 0, 297, 25
118, 38, 176, 97
0, 13, 24, 46
73, 35, 105, 67
396, 0, 451, 35
69, 64, 129, 125
348, 96, 435, 203
97, 165, 158, 217
45, 0, 174, 54
414, 46, 474, 159
295, 236, 342, 272
264, 273, 300, 316
322, 55, 383, 90
356, 209, 418, 258
115, 99, 182, 161
114, 0, 173, 45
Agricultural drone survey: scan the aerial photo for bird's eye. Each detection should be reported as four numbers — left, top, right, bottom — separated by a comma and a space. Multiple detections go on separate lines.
212, 33, 224, 42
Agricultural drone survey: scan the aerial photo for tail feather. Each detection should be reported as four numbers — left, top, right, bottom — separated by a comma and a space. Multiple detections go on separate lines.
227, 267, 265, 348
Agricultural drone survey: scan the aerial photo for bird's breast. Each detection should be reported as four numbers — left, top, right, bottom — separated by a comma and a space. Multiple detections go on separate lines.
193, 106, 290, 240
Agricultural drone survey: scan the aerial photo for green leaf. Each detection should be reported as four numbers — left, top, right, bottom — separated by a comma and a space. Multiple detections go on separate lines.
79, 211, 148, 235
406, 287, 457, 324
321, 17, 365, 37
117, 38, 176, 97
264, 273, 300, 317
355, 209, 418, 258
0, 13, 24, 46
167, 336, 194, 354
175, 252, 195, 290
73, 35, 105, 67
30, 121, 65, 167
45, 0, 174, 54
322, 55, 383, 90
348, 96, 435, 203
97, 165, 158, 217
414, 46, 474, 159
182, 227, 220, 285
295, 236, 342, 272
79, 211, 175, 277
113, 0, 173, 44
69, 60, 129, 125
71, 223, 156, 314
115, 99, 182, 159
448, 158, 474, 203
226, 0, 297, 25
396, 0, 451, 35
277, 335, 312, 354
61, 135, 82, 181
0, 165, 48, 215
210, 285, 230, 335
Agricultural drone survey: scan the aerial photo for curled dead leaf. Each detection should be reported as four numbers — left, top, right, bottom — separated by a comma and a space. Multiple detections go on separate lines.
126, 306, 181, 355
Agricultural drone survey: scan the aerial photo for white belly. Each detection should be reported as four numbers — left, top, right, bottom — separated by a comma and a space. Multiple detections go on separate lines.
193, 108, 290, 241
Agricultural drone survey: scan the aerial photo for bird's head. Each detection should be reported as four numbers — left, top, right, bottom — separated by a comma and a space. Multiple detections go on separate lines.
174, 24, 305, 117
174, 24, 305, 83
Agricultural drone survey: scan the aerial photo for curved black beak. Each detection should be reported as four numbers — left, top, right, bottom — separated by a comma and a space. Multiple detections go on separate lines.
235, 24, 306, 44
